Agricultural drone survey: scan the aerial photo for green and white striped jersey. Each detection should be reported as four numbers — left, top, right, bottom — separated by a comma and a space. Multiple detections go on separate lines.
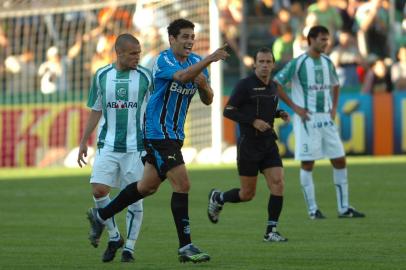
274, 53, 339, 113
87, 64, 153, 152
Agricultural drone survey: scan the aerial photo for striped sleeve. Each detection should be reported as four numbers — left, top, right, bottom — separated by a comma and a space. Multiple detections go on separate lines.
154, 53, 182, 80
274, 58, 297, 86
329, 58, 339, 86
87, 72, 102, 111
138, 65, 153, 91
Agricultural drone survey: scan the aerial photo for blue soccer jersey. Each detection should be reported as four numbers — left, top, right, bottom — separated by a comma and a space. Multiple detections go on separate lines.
146, 49, 209, 140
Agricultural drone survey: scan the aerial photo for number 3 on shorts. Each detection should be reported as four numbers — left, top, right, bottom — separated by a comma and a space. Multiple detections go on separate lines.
302, 144, 309, 153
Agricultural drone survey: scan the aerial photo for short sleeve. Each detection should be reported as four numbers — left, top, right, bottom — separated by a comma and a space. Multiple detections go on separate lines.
87, 74, 102, 111
153, 53, 183, 81
328, 59, 339, 86
274, 59, 296, 86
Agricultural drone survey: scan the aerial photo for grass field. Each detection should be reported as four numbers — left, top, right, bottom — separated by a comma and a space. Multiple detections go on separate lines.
0, 158, 405, 270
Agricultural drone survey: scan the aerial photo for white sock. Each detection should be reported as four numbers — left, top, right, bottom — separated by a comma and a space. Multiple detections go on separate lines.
333, 168, 349, 214
124, 199, 143, 253
300, 169, 318, 214
94, 195, 120, 241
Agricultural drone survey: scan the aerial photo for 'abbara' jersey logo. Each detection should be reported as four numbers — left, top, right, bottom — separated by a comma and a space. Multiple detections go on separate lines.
307, 84, 332, 91
107, 100, 138, 109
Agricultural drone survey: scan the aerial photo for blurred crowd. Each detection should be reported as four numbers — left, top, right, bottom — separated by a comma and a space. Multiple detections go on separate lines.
221, 0, 406, 93
0, 2, 185, 95
0, 0, 405, 95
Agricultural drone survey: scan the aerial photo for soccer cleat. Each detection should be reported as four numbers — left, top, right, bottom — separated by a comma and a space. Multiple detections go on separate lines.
263, 231, 288, 242
178, 244, 210, 263
121, 250, 135, 263
86, 208, 105, 247
338, 207, 365, 218
102, 236, 124, 262
207, 189, 223, 224
309, 209, 326, 220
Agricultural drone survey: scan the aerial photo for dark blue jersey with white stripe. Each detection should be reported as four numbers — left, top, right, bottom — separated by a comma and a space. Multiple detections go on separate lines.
145, 49, 209, 140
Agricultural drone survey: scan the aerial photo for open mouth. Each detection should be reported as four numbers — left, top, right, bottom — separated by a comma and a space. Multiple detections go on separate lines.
184, 45, 193, 53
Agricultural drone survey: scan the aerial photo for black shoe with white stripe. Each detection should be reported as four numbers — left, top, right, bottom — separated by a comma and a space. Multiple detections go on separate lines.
338, 207, 365, 218
207, 189, 223, 224
309, 209, 326, 220
121, 250, 135, 263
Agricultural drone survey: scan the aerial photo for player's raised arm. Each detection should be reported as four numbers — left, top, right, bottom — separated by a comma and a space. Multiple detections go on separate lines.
195, 73, 213, 105
173, 44, 229, 83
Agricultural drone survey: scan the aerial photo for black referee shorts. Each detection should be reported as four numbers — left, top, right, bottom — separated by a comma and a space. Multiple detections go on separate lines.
237, 135, 283, 176
142, 139, 185, 181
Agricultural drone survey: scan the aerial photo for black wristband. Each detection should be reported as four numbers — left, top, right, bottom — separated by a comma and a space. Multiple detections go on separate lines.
275, 109, 285, 118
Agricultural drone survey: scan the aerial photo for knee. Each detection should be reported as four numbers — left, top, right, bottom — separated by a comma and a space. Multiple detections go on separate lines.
138, 181, 159, 196
273, 176, 284, 189
301, 162, 314, 171
173, 180, 190, 193
143, 185, 159, 196
239, 189, 255, 202
177, 182, 190, 193
332, 157, 346, 169
272, 177, 284, 195
92, 184, 110, 198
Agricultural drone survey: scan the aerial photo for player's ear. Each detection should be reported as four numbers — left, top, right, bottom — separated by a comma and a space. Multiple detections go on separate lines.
168, 35, 175, 45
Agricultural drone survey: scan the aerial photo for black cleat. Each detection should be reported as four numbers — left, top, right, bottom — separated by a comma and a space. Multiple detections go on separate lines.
338, 207, 365, 218
121, 250, 135, 263
309, 209, 326, 220
86, 208, 105, 247
102, 236, 124, 262
207, 189, 223, 224
178, 244, 210, 263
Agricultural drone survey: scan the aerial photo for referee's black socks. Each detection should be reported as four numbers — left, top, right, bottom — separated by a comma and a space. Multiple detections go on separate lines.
222, 188, 241, 203
98, 182, 144, 220
266, 194, 283, 234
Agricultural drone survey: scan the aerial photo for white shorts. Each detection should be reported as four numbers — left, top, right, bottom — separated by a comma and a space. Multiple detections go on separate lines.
293, 113, 345, 161
90, 148, 145, 190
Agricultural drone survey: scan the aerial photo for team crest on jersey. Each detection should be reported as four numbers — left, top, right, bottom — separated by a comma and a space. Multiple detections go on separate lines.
315, 72, 323, 83
117, 87, 127, 98
107, 100, 137, 109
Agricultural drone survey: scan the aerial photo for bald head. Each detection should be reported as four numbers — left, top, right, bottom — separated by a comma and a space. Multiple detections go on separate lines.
114, 34, 141, 70
115, 33, 140, 54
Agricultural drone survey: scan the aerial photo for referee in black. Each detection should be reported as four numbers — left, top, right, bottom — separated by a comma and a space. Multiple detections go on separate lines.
207, 47, 289, 242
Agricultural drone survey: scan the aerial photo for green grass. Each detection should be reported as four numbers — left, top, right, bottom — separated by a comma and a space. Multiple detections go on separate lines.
0, 160, 405, 269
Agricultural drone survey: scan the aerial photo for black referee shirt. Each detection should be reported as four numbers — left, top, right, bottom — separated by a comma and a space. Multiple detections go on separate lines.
224, 73, 282, 138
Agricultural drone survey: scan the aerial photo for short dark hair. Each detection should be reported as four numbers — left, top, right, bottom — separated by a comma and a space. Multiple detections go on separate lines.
254, 47, 274, 63
307, 25, 329, 45
115, 33, 139, 53
167, 19, 195, 38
